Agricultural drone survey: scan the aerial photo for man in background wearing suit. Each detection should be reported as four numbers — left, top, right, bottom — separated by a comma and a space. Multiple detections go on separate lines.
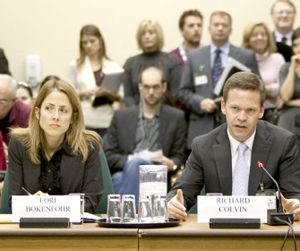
171, 9, 203, 70
105, 67, 186, 204
168, 72, 300, 221
177, 11, 260, 151
271, 0, 296, 61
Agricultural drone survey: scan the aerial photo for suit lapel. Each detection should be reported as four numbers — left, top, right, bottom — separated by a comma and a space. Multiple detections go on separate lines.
213, 126, 233, 195
159, 105, 168, 152
248, 122, 272, 195
127, 107, 139, 153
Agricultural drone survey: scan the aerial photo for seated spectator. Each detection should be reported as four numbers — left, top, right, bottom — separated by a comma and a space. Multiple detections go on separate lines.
242, 22, 285, 124
68, 24, 123, 138
0, 74, 31, 146
123, 19, 181, 107
105, 67, 186, 205
278, 27, 300, 134
167, 72, 300, 221
16, 82, 34, 107
0, 48, 11, 75
8, 79, 103, 213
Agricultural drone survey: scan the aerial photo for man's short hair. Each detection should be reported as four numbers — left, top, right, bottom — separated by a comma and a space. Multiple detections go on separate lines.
0, 74, 17, 99
271, 0, 296, 14
178, 10, 203, 30
210, 11, 232, 26
222, 72, 266, 107
139, 66, 165, 84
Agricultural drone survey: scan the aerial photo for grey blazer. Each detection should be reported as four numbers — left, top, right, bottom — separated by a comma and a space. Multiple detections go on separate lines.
8, 136, 103, 213
177, 44, 260, 148
105, 104, 186, 174
167, 120, 300, 210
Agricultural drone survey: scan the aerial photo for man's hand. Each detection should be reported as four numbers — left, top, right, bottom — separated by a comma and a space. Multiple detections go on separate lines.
200, 98, 218, 113
168, 189, 187, 221
277, 192, 300, 221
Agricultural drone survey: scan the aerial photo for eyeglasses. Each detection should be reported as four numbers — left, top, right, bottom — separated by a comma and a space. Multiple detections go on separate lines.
0, 99, 9, 105
17, 81, 29, 87
273, 10, 294, 16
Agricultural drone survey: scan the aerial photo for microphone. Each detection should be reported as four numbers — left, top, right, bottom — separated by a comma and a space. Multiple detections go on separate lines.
257, 161, 293, 225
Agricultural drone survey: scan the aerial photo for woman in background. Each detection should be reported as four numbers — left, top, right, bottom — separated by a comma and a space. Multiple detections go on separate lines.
68, 24, 123, 137
123, 19, 181, 107
278, 27, 300, 134
242, 22, 285, 124
8, 80, 103, 213
16, 82, 34, 107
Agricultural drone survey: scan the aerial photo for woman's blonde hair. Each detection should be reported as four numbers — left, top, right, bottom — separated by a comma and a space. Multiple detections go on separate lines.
242, 22, 277, 54
11, 79, 102, 165
136, 19, 164, 51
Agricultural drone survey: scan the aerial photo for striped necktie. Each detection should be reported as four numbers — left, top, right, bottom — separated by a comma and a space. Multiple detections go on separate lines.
212, 49, 222, 87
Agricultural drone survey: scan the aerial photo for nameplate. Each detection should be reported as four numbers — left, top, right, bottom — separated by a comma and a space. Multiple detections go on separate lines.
197, 196, 275, 223
12, 195, 81, 223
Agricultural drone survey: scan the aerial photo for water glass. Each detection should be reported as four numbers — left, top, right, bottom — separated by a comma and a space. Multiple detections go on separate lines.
138, 195, 153, 223
152, 194, 168, 222
122, 194, 136, 223
107, 194, 121, 223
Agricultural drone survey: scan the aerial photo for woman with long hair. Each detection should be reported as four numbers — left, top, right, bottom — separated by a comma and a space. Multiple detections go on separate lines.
8, 80, 103, 213
242, 22, 285, 124
68, 24, 123, 137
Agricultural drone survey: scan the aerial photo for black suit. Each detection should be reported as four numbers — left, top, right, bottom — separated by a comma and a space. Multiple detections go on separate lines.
0, 48, 11, 75
8, 136, 103, 213
105, 104, 186, 174
272, 32, 292, 62
168, 120, 300, 210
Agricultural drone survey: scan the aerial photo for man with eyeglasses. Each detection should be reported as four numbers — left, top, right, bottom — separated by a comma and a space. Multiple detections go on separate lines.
105, 67, 186, 205
271, 0, 296, 61
0, 74, 31, 165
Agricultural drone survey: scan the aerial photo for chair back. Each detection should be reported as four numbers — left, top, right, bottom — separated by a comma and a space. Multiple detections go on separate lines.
95, 149, 114, 214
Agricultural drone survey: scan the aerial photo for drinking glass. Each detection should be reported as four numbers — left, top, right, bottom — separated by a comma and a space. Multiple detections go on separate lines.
107, 194, 121, 223
122, 194, 136, 223
152, 194, 168, 222
138, 195, 153, 223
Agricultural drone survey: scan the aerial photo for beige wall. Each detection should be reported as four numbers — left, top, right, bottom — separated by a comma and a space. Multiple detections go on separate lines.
0, 0, 299, 83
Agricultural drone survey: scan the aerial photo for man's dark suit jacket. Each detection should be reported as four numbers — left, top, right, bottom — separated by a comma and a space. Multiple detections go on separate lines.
105, 104, 186, 174
272, 32, 292, 62
177, 44, 260, 149
167, 120, 300, 210
8, 136, 103, 213
0, 48, 11, 75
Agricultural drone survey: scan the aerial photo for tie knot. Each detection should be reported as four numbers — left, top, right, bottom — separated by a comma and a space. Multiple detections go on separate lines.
281, 36, 287, 44
215, 48, 222, 55
238, 143, 248, 155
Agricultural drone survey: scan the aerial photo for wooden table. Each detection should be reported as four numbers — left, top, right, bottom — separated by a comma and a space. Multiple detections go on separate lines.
0, 222, 138, 251
139, 214, 300, 251
0, 215, 299, 250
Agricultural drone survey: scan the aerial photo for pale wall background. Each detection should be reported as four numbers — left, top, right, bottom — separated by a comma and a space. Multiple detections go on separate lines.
1, 0, 300, 83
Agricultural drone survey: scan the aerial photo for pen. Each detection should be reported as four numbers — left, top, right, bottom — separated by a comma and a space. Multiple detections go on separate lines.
22, 187, 32, 196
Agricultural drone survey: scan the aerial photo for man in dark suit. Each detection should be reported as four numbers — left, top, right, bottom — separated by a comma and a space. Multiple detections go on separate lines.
168, 72, 300, 221
177, 11, 260, 150
271, 0, 296, 61
0, 48, 11, 75
105, 67, 186, 203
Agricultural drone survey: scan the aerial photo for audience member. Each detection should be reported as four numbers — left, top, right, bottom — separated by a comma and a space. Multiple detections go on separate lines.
271, 0, 296, 61
177, 11, 260, 150
68, 24, 123, 137
171, 10, 203, 69
123, 19, 181, 107
0, 74, 31, 146
0, 48, 11, 75
8, 79, 103, 213
278, 27, 300, 135
168, 72, 300, 221
16, 82, 34, 107
105, 67, 186, 205
242, 22, 285, 124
